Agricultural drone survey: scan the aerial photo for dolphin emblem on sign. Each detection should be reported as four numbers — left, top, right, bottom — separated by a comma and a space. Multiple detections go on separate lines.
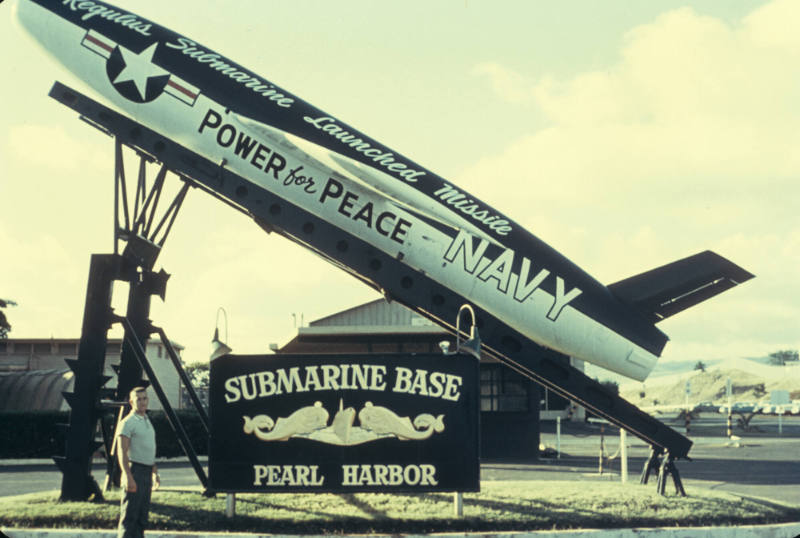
242, 400, 445, 445
358, 402, 445, 441
243, 401, 329, 442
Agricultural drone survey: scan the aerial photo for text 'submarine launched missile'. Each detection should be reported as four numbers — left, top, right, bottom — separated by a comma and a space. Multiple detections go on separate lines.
10, 0, 753, 456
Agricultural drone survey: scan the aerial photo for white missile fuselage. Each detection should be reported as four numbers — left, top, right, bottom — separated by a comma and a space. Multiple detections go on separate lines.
13, 0, 671, 381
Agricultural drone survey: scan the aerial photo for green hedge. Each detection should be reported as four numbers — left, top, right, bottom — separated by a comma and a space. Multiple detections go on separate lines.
0, 411, 69, 459
0, 410, 209, 460
151, 410, 209, 458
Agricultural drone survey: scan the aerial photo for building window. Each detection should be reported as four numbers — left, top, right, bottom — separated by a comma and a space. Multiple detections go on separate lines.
401, 342, 430, 353
106, 343, 122, 354
34, 343, 52, 354
370, 343, 402, 353
480, 364, 529, 412
58, 343, 78, 354
14, 343, 31, 353
0, 342, 7, 353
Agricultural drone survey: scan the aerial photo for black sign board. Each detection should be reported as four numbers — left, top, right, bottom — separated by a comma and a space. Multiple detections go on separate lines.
209, 353, 479, 493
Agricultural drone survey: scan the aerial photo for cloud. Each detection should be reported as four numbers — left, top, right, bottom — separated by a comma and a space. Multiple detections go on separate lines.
0, 223, 86, 338
742, 0, 800, 52
466, 1, 800, 360
7, 124, 108, 173
470, 6, 800, 197
466, 1, 800, 231
471, 63, 534, 106
473, 5, 800, 131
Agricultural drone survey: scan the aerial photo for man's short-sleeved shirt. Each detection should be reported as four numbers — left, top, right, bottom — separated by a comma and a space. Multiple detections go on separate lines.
118, 412, 156, 466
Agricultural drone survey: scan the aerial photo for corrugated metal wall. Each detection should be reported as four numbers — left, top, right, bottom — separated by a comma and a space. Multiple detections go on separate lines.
311, 299, 434, 327
0, 369, 73, 411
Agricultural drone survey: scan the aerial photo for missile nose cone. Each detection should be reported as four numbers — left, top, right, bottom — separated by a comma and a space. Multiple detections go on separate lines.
9, 0, 32, 41
11, 0, 36, 35
10, 0, 34, 17
9, 0, 21, 21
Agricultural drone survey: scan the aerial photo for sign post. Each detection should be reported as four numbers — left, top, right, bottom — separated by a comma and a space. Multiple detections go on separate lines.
454, 492, 463, 517
726, 377, 733, 438
620, 428, 628, 483
225, 493, 235, 518
771, 390, 790, 436
684, 380, 692, 436
556, 416, 561, 460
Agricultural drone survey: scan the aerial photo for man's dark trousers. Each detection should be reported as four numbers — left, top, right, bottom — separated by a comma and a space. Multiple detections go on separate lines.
118, 462, 153, 538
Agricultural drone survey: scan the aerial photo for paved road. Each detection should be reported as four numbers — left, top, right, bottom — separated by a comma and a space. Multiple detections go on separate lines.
483, 438, 800, 506
2, 416, 798, 505
529, 415, 800, 505
0, 459, 205, 499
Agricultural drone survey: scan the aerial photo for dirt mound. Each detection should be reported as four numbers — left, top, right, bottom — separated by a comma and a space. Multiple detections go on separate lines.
621, 365, 799, 407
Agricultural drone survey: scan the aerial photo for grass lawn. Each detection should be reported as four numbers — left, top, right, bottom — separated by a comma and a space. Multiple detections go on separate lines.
1, 481, 798, 535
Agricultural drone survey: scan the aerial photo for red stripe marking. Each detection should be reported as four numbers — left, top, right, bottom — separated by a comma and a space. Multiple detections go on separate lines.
85, 34, 113, 53
167, 79, 198, 99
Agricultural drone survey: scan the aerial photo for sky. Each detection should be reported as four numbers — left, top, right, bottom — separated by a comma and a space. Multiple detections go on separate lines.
1, 0, 798, 374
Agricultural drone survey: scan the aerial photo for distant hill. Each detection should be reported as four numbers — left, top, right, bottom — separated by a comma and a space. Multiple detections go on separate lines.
618, 357, 800, 407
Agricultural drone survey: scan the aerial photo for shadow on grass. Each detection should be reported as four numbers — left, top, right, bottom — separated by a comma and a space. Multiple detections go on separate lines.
422, 491, 603, 523
4, 487, 799, 535
146, 491, 591, 534
234, 493, 346, 520
148, 491, 390, 533
339, 493, 388, 518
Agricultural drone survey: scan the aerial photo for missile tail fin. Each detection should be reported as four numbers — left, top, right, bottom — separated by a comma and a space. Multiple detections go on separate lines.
608, 250, 754, 324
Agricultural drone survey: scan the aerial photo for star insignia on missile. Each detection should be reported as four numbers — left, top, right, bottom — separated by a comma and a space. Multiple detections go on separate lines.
113, 43, 167, 100
106, 42, 170, 103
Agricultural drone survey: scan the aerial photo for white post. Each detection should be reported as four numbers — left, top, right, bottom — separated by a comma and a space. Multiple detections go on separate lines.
726, 377, 733, 438
726, 377, 732, 414
598, 424, 605, 475
453, 492, 463, 517
620, 428, 628, 483
684, 380, 690, 413
226, 493, 236, 518
556, 416, 561, 460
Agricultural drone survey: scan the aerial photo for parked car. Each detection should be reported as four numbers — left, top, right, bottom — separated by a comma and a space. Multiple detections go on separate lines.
732, 402, 757, 413
719, 401, 757, 414
692, 401, 717, 413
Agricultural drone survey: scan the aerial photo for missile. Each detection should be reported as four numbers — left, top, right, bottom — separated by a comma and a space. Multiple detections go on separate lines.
11, 0, 753, 387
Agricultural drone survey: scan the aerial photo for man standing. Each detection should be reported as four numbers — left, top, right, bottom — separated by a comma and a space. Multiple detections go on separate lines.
117, 387, 160, 538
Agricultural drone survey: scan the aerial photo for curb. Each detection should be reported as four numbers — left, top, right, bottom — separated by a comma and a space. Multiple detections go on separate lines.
3, 522, 800, 538
0, 457, 210, 467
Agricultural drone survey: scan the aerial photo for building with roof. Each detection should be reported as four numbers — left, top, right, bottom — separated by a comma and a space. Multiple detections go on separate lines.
276, 299, 584, 460
0, 337, 185, 411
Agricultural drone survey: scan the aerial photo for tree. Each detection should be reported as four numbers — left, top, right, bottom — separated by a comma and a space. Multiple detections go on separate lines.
0, 298, 17, 339
694, 361, 706, 372
599, 380, 619, 395
736, 410, 760, 432
185, 362, 209, 390
183, 362, 210, 411
769, 350, 799, 366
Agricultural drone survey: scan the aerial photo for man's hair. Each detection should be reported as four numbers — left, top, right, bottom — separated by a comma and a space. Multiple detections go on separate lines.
129, 387, 147, 401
